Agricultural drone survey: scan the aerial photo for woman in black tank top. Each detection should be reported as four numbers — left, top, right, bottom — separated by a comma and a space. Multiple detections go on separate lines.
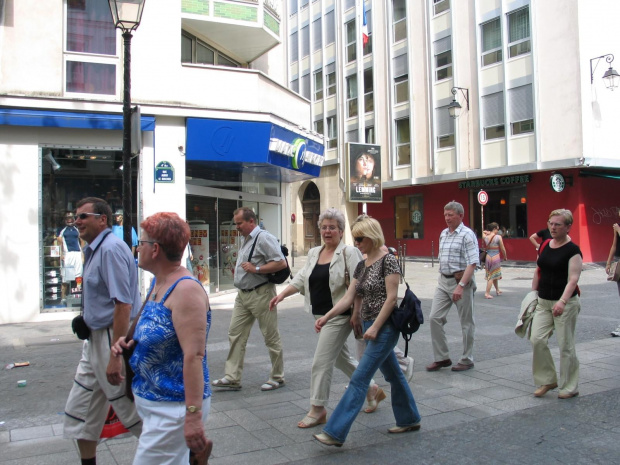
530, 209, 582, 400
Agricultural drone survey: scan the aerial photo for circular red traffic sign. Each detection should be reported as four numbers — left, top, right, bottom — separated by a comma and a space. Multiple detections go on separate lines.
478, 190, 489, 205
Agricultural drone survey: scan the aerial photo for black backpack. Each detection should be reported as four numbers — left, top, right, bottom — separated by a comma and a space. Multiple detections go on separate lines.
248, 231, 292, 285
382, 255, 424, 357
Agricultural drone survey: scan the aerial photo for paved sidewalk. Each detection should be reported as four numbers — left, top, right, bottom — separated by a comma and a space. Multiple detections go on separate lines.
1, 259, 620, 464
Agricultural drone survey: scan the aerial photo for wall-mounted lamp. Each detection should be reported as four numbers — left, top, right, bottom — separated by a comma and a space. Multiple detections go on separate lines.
448, 87, 470, 119
45, 151, 62, 171
500, 198, 506, 205
521, 197, 527, 204
590, 54, 620, 90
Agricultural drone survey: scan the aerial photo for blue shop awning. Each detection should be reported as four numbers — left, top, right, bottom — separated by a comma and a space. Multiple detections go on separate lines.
0, 108, 156, 131
185, 118, 324, 182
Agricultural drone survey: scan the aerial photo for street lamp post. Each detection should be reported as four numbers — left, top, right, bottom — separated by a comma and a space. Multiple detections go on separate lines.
448, 87, 470, 119
108, 0, 146, 249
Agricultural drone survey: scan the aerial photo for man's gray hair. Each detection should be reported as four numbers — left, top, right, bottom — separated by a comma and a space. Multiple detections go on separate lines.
317, 208, 346, 231
444, 201, 464, 215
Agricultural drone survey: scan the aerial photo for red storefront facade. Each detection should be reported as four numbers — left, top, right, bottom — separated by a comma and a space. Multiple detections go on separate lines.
363, 168, 618, 263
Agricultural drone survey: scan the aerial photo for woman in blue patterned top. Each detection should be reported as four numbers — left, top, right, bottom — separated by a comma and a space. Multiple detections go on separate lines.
112, 212, 212, 464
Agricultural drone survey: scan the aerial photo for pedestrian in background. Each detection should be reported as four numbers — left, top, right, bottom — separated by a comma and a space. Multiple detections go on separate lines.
426, 201, 479, 373
270, 208, 383, 428
605, 211, 620, 337
212, 207, 287, 391
529, 225, 552, 252
63, 197, 142, 465
112, 212, 212, 464
313, 215, 421, 447
482, 222, 507, 299
530, 209, 582, 399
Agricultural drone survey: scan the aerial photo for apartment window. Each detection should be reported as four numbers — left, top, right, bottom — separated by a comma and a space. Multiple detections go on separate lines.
314, 70, 323, 101
326, 63, 336, 96
365, 126, 375, 144
363, 8, 373, 56
436, 106, 455, 148
327, 116, 338, 149
181, 32, 239, 67
290, 31, 299, 62
482, 92, 505, 140
481, 18, 502, 66
290, 78, 299, 93
346, 75, 358, 118
314, 118, 324, 135
346, 20, 357, 63
65, 0, 116, 95
508, 7, 531, 58
509, 84, 534, 135
345, 0, 355, 10
434, 37, 452, 81
289, 0, 297, 15
395, 194, 424, 239
395, 118, 411, 165
312, 18, 322, 52
433, 0, 450, 15
364, 68, 374, 113
394, 54, 408, 104
301, 0, 309, 8
325, 10, 335, 45
301, 25, 310, 58
346, 129, 359, 143
301, 73, 311, 100
393, 0, 407, 43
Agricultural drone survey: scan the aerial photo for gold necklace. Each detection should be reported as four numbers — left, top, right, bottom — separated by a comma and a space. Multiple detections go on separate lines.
151, 266, 181, 301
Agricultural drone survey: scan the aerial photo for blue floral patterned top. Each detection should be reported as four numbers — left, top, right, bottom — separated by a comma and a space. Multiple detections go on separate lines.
130, 276, 212, 402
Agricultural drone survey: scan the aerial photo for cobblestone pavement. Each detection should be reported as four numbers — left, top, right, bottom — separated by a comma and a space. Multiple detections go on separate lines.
1, 258, 619, 464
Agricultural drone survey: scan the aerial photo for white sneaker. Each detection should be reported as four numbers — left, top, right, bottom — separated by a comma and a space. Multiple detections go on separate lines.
404, 356, 415, 383
611, 326, 620, 337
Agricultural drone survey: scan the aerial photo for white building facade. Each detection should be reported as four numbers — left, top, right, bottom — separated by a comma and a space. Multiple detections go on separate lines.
0, 0, 324, 323
284, 0, 620, 263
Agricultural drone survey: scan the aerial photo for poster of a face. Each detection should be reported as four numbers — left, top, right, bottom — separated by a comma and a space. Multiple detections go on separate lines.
348, 143, 382, 202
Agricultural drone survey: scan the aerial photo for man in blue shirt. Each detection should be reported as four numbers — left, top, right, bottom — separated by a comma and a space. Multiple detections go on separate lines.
63, 198, 142, 465
112, 209, 138, 255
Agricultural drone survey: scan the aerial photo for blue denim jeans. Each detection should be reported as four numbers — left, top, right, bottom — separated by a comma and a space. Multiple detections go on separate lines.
322, 320, 421, 443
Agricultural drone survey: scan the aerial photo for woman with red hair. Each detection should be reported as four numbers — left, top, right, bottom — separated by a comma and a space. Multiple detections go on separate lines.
112, 212, 212, 464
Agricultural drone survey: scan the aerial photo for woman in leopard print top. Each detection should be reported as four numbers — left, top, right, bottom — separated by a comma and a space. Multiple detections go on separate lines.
313, 216, 421, 446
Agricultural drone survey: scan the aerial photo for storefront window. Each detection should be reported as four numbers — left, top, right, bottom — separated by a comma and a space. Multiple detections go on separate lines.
41, 147, 137, 312
395, 194, 424, 239
471, 186, 528, 238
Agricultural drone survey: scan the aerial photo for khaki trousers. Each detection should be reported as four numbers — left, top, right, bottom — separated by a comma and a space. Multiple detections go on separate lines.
224, 284, 284, 383
530, 296, 580, 396
429, 274, 476, 364
310, 314, 358, 406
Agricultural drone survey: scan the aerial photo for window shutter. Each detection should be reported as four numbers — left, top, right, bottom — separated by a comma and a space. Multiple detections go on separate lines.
346, 129, 358, 142
482, 92, 504, 127
434, 36, 451, 55
290, 32, 298, 62
367, 8, 373, 34
509, 84, 533, 122
301, 73, 310, 99
436, 106, 454, 137
325, 10, 335, 45
345, 0, 355, 10
301, 25, 310, 57
325, 62, 335, 75
312, 18, 322, 52
481, 18, 501, 52
393, 54, 408, 78
508, 7, 530, 43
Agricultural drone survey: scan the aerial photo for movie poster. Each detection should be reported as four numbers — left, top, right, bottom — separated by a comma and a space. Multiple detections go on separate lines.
347, 143, 382, 203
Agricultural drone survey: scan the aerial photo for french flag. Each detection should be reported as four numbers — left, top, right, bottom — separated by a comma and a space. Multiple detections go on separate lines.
362, 2, 369, 46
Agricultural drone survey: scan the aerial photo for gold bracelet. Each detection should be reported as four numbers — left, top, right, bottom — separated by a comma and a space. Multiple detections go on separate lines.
559, 298, 567, 305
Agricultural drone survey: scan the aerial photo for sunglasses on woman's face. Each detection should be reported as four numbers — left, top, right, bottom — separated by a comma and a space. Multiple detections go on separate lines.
354, 237, 366, 243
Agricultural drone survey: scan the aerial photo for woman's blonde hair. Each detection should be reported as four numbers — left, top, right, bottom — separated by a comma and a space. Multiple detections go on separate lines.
351, 215, 385, 249
549, 209, 573, 226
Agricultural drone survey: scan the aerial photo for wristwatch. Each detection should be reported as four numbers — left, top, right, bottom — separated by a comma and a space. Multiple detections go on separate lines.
255, 266, 261, 273
186, 405, 201, 414
458, 282, 466, 288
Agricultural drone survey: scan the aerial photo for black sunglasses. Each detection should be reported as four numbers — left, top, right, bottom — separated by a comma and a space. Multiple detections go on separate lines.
75, 212, 101, 220
354, 236, 366, 243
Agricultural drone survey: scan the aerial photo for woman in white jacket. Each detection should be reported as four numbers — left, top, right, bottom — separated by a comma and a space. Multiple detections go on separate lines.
270, 208, 383, 428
